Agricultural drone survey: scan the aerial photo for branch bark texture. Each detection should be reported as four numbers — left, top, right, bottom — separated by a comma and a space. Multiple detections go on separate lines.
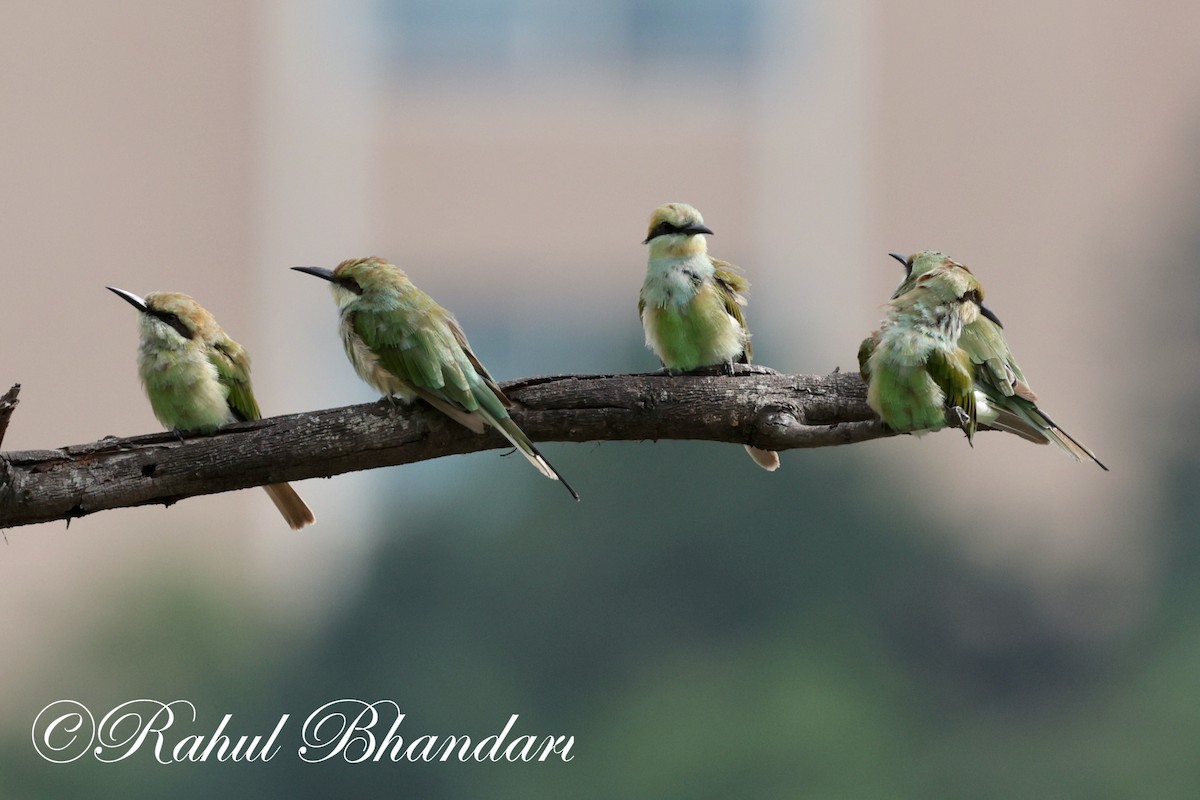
0, 368, 890, 528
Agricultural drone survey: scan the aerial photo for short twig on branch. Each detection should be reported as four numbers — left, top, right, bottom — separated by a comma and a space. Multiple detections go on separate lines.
0, 384, 20, 450
0, 367, 894, 529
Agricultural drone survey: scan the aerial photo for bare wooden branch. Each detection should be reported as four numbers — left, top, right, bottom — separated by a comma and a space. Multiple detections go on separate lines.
0, 367, 894, 529
0, 384, 20, 450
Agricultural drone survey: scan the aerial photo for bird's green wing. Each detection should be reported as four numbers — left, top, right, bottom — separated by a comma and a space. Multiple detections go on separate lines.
959, 315, 1037, 402
711, 257, 751, 362
927, 346, 978, 442
351, 307, 507, 421
444, 314, 511, 407
209, 337, 261, 422
857, 331, 879, 384
351, 307, 470, 404
960, 313, 1048, 442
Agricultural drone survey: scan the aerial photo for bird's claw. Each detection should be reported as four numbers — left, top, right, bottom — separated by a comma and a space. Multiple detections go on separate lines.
949, 406, 974, 446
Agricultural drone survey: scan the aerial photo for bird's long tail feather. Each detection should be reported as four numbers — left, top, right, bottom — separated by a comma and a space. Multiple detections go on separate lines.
263, 483, 315, 529
986, 396, 1108, 471
1033, 410, 1109, 471
487, 413, 580, 500
744, 445, 780, 471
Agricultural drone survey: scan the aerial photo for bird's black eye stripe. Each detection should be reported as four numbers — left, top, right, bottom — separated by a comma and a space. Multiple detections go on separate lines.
643, 220, 683, 244
337, 276, 364, 295
151, 310, 194, 340
962, 289, 982, 306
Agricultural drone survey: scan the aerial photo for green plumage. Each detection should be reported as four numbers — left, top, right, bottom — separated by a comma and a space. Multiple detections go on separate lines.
110, 286, 315, 528
350, 307, 508, 422
295, 257, 579, 498
639, 259, 751, 372
882, 251, 1107, 468
210, 338, 260, 423
860, 259, 984, 440
637, 202, 779, 471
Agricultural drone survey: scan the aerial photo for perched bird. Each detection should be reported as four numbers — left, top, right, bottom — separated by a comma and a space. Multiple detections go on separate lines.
107, 287, 315, 529
858, 257, 982, 441
638, 202, 780, 471
872, 250, 1107, 469
292, 258, 578, 499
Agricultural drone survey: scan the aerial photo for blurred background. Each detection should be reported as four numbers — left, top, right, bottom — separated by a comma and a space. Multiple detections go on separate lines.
2, 0, 1199, 795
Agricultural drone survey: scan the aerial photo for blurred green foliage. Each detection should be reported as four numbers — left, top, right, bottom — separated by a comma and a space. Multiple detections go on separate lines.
9, 425, 1200, 798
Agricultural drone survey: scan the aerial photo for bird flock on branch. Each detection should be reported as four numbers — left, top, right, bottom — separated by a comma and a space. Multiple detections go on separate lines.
103, 202, 1106, 530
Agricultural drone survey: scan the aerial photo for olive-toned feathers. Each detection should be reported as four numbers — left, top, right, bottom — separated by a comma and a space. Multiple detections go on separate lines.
868, 251, 1107, 469
712, 259, 752, 362
639, 204, 778, 471
862, 260, 985, 440
209, 337, 260, 423
299, 257, 579, 498
111, 289, 315, 529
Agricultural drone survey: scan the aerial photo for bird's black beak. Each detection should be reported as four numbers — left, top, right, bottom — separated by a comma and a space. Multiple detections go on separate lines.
106, 286, 148, 313
291, 266, 336, 282
979, 304, 1004, 329
682, 223, 715, 236
888, 252, 909, 268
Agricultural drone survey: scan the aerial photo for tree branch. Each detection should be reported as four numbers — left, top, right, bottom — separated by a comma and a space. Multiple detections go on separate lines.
0, 384, 20, 450
0, 367, 893, 529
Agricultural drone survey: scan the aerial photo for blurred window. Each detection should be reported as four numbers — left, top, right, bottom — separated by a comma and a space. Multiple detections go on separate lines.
377, 0, 764, 78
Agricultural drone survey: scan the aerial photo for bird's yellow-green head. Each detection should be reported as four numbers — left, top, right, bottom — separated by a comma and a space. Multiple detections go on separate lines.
107, 288, 220, 349
292, 257, 411, 310
903, 259, 985, 326
643, 203, 714, 259
890, 250, 1004, 327
889, 250, 959, 283
107, 286, 248, 434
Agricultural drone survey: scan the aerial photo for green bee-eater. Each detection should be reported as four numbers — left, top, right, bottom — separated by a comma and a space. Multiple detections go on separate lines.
638, 203, 780, 471
857, 256, 982, 441
869, 250, 1106, 469
292, 258, 579, 499
107, 287, 315, 529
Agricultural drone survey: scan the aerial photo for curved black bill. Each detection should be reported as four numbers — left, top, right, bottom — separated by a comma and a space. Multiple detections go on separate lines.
106, 286, 148, 313
888, 252, 909, 268
291, 266, 336, 282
